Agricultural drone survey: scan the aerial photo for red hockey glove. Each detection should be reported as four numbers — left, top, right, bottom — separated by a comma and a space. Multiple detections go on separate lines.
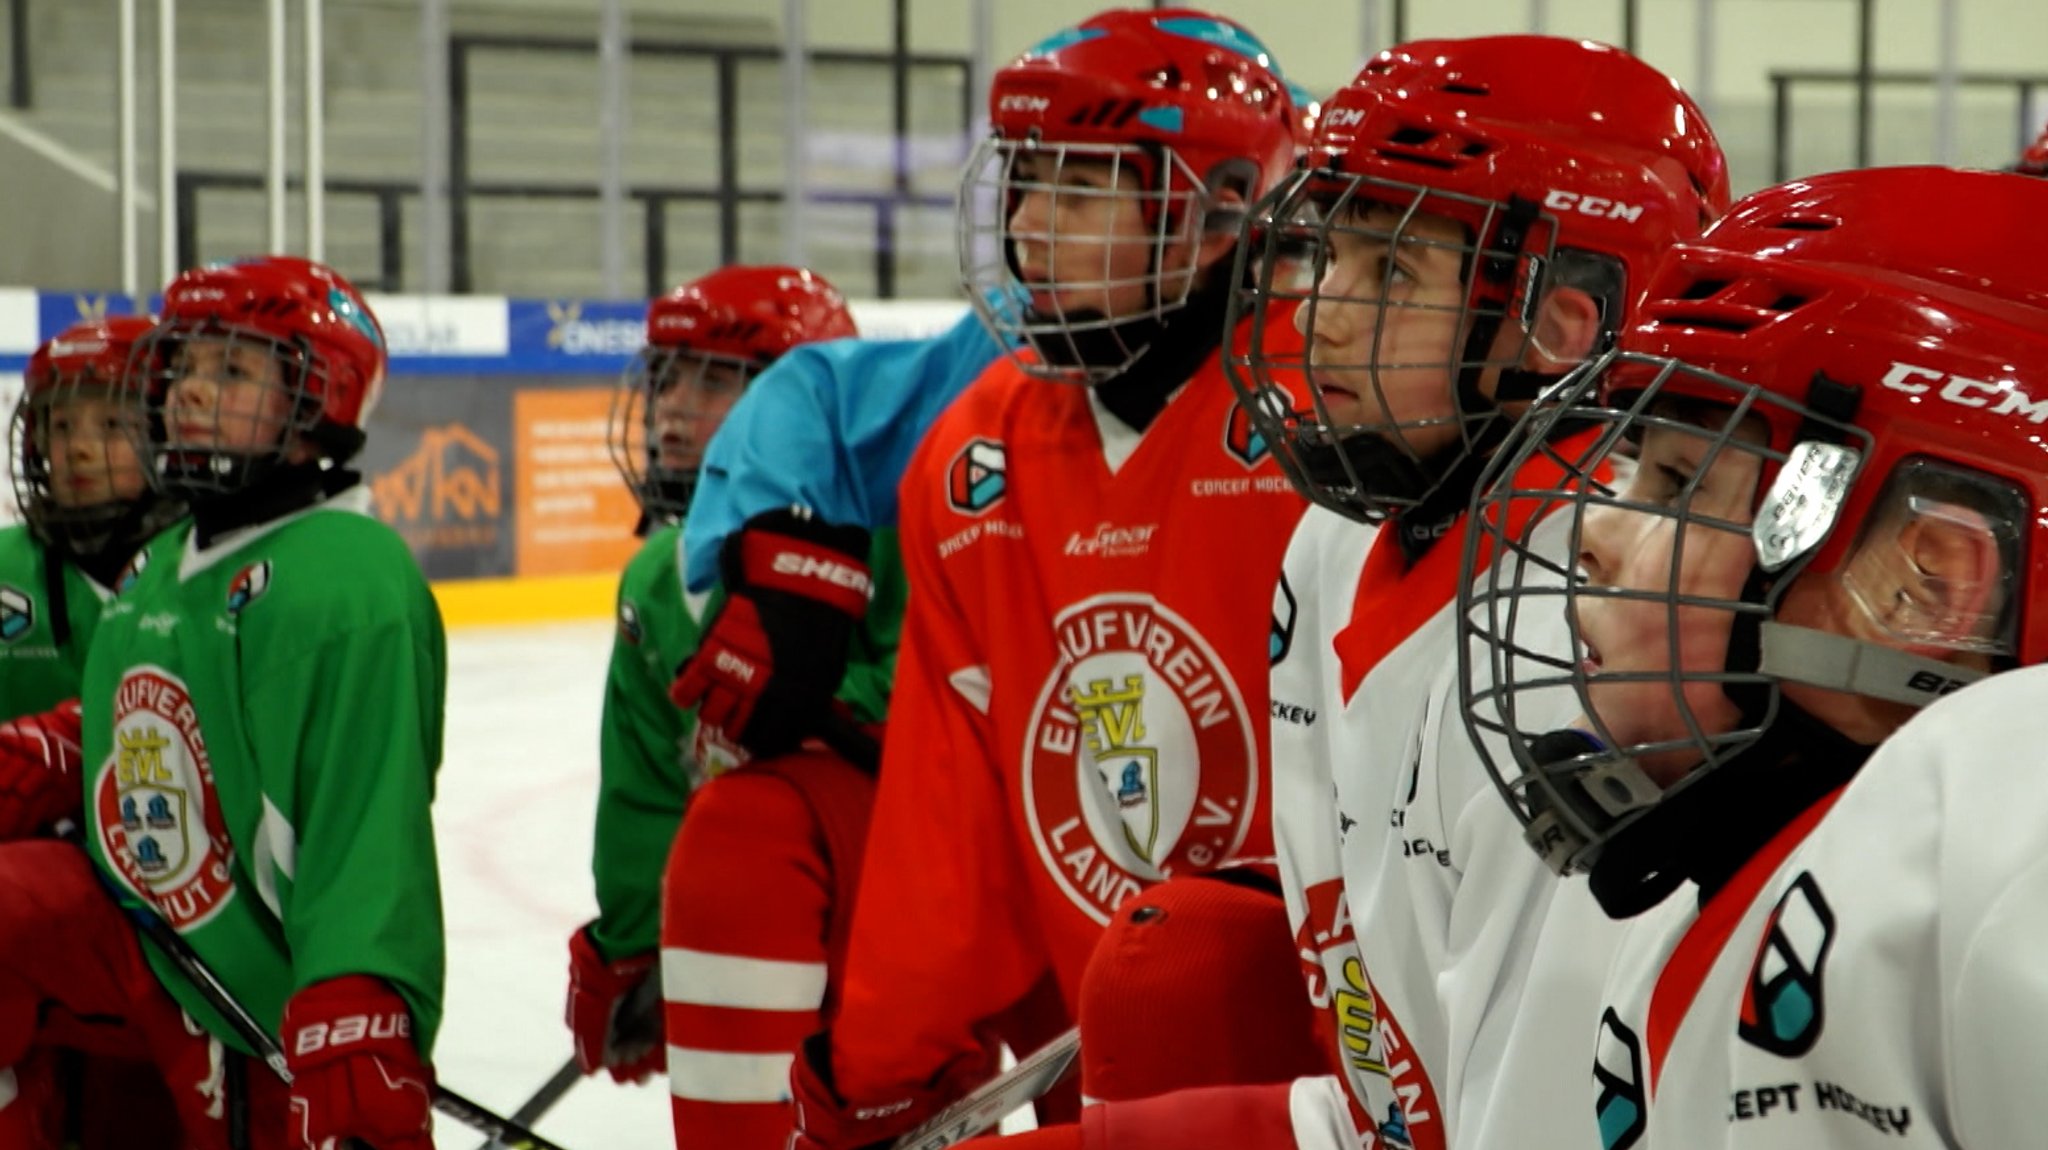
281, 975, 434, 1150
565, 924, 663, 1083
670, 508, 872, 760
789, 1030, 998, 1150
0, 699, 83, 840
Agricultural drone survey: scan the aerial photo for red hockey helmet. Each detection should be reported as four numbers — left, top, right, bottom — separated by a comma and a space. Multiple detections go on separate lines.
1463, 166, 2048, 885
11, 316, 182, 558
643, 264, 856, 361
611, 265, 858, 526
959, 8, 1301, 383
134, 256, 387, 498
1228, 35, 1730, 526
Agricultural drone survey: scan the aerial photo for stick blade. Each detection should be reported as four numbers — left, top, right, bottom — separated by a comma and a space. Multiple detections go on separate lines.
891, 1027, 1082, 1150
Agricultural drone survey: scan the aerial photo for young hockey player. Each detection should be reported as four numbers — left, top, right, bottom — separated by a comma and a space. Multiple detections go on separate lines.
0, 318, 181, 827
782, 11, 1331, 1148
1459, 165, 2048, 1149
0, 318, 185, 1146
999, 35, 1731, 1150
566, 265, 914, 1150
0, 256, 445, 1150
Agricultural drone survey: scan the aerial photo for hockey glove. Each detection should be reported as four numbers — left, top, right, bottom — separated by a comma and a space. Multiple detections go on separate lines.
565, 924, 664, 1083
281, 975, 434, 1150
789, 1029, 998, 1150
0, 699, 83, 840
670, 508, 872, 760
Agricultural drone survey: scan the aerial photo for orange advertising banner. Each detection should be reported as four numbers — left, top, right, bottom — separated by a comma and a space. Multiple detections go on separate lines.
512, 388, 643, 577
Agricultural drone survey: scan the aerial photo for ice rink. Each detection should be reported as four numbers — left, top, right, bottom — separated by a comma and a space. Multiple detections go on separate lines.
432, 619, 671, 1148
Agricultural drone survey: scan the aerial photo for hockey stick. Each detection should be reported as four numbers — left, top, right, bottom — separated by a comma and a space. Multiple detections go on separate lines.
105, 878, 579, 1150
890, 1026, 1082, 1150
473, 969, 663, 1150
472, 1059, 578, 1150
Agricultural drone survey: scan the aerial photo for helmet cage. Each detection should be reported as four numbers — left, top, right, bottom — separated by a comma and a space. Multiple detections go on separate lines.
959, 135, 1218, 384
608, 346, 758, 526
1227, 166, 1562, 524
132, 321, 333, 501
1460, 349, 1880, 876
9, 372, 158, 556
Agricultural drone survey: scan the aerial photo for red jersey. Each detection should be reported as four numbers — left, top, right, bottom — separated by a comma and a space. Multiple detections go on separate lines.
831, 328, 1308, 1102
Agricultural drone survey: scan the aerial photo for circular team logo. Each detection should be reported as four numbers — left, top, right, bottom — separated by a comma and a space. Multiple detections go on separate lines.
1023, 593, 1258, 924
94, 666, 237, 929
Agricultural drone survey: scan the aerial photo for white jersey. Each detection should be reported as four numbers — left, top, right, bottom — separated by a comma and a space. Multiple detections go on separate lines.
1273, 441, 1626, 1150
1596, 664, 2048, 1150
1270, 504, 1382, 1145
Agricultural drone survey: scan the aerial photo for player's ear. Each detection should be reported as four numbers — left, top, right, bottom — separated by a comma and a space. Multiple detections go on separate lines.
1526, 286, 1603, 371
1844, 499, 2006, 656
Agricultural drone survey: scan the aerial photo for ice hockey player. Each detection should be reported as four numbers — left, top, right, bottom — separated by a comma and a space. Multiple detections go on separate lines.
0, 317, 182, 826
1002, 35, 1731, 1150
565, 265, 909, 1150
0, 256, 446, 1150
781, 10, 1337, 1148
0, 317, 185, 1145
1460, 165, 2048, 1149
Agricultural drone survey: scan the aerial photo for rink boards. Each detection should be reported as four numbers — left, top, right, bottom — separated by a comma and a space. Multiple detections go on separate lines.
0, 288, 964, 627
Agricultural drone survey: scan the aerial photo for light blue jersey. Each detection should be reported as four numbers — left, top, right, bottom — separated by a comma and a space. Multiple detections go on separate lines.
681, 305, 1005, 591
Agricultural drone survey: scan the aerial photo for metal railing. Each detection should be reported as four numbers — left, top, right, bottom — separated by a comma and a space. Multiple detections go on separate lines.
6, 0, 29, 109
1770, 68, 2048, 180
443, 34, 974, 293
177, 170, 952, 297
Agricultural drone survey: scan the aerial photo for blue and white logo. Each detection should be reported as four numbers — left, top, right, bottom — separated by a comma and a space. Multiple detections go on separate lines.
0, 585, 32, 643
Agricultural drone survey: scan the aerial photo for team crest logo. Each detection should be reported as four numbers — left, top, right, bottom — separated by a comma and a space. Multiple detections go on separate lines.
1023, 594, 1258, 924
1224, 402, 1270, 468
1738, 871, 1835, 1057
618, 600, 643, 645
116, 549, 150, 595
1594, 1009, 1647, 1150
226, 561, 272, 614
947, 439, 1008, 515
96, 666, 238, 930
0, 586, 32, 643
1270, 572, 1297, 665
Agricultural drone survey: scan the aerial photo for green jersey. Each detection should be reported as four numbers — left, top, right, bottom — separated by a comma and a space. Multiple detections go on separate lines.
0, 524, 112, 720
79, 486, 449, 1056
587, 524, 905, 960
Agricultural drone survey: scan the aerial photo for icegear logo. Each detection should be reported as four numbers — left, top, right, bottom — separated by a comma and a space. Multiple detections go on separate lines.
618, 599, 643, 646
1594, 1009, 1647, 1150
226, 561, 272, 614
0, 585, 32, 643
1225, 403, 1270, 469
1739, 871, 1835, 1057
947, 438, 1008, 516
1270, 573, 1296, 665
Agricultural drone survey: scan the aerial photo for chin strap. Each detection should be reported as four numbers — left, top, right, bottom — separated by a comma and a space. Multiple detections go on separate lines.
1759, 622, 1989, 707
